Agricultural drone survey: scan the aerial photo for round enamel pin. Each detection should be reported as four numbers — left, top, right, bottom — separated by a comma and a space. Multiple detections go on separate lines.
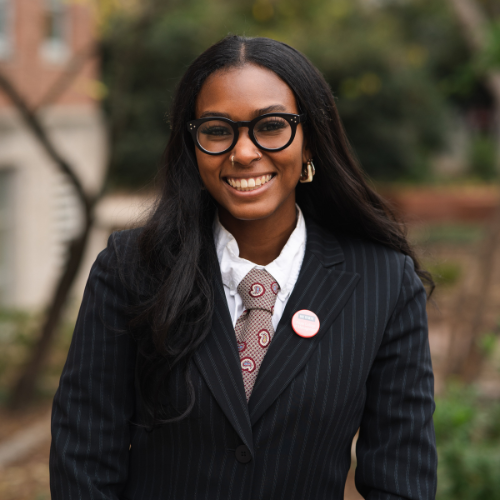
291, 310, 320, 338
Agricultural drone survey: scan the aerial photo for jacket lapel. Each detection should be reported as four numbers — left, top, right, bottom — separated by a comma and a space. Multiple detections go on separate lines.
193, 269, 253, 454
248, 220, 360, 425
193, 219, 359, 444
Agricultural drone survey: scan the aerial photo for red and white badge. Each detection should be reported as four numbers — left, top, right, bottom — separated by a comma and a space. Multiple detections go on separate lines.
291, 310, 320, 338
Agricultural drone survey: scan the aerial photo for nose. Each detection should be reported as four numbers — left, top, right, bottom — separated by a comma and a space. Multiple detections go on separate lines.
231, 127, 261, 166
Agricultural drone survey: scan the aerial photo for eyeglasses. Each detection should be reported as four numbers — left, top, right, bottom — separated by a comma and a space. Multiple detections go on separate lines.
186, 112, 306, 155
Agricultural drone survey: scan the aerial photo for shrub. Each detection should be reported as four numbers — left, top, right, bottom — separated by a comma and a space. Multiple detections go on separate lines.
435, 384, 500, 499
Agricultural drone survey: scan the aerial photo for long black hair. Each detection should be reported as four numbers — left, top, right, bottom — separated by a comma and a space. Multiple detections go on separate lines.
130, 35, 433, 426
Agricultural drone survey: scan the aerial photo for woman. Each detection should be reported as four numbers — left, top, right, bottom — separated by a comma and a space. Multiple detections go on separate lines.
50, 35, 437, 499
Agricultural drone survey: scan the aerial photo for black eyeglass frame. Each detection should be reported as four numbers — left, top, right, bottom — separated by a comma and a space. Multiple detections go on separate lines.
186, 112, 307, 155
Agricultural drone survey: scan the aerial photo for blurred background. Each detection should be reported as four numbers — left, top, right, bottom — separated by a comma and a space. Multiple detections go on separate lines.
0, 0, 499, 498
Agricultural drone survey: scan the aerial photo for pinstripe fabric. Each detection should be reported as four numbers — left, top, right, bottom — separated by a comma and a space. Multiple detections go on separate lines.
50, 219, 437, 499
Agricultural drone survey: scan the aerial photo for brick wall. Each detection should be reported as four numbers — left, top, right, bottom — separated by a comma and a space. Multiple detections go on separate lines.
0, 0, 99, 109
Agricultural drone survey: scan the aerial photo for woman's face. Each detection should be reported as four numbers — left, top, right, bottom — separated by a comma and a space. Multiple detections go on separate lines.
194, 63, 310, 222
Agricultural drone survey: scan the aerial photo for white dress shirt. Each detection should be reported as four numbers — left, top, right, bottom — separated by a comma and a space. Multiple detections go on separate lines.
213, 205, 307, 330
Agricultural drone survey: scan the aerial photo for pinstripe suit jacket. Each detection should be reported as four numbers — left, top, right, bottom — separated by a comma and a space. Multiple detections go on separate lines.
50, 219, 437, 500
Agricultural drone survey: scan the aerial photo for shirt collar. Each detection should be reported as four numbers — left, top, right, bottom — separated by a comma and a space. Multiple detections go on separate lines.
213, 205, 307, 298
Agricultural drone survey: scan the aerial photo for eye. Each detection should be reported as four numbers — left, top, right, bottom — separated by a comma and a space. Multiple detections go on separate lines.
200, 124, 232, 136
256, 118, 287, 133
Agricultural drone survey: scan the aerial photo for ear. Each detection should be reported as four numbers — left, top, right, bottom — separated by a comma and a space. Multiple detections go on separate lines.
302, 140, 312, 164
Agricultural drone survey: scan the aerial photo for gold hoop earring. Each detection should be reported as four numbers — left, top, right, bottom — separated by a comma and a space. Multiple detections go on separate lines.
299, 159, 315, 183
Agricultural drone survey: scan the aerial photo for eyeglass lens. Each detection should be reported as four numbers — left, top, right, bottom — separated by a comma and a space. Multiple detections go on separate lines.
197, 115, 293, 153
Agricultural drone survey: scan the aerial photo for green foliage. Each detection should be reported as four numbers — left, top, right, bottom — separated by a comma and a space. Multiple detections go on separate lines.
478, 332, 498, 357
101, 0, 463, 187
469, 134, 498, 180
479, 20, 500, 71
0, 309, 74, 405
425, 260, 461, 287
413, 223, 484, 245
0, 310, 37, 403
435, 385, 500, 500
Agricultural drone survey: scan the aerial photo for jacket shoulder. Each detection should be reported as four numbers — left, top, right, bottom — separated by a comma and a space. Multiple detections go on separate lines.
90, 228, 144, 298
334, 231, 407, 274
107, 227, 143, 260
306, 217, 407, 276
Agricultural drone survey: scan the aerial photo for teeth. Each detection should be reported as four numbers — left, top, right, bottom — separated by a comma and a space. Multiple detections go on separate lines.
226, 174, 273, 192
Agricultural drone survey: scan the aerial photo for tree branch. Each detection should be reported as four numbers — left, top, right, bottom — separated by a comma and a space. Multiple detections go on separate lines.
446, 0, 488, 53
0, 42, 100, 408
446, 0, 500, 104
1, 0, 161, 408
0, 70, 93, 214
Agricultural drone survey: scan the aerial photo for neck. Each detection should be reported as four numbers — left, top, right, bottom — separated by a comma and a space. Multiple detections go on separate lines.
218, 199, 297, 266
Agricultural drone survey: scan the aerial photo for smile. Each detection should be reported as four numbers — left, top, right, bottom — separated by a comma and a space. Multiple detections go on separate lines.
225, 174, 274, 192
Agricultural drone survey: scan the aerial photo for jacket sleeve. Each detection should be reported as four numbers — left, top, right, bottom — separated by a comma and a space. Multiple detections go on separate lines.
50, 233, 137, 499
355, 255, 437, 500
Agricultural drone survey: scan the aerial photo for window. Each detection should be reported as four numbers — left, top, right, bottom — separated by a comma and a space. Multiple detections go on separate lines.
0, 0, 12, 59
40, 0, 69, 63
0, 169, 14, 305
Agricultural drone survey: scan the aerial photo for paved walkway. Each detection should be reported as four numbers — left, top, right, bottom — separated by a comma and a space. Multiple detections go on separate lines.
0, 411, 51, 470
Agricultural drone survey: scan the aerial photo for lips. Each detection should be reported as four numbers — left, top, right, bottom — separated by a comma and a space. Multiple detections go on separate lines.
225, 174, 273, 192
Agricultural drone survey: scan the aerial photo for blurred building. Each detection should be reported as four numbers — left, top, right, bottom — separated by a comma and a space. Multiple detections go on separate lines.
0, 0, 107, 309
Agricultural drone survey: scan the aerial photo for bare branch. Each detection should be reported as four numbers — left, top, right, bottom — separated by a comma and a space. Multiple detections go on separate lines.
0, 69, 93, 214
446, 0, 488, 53
446, 0, 500, 104
0, 31, 102, 408
3, 0, 160, 408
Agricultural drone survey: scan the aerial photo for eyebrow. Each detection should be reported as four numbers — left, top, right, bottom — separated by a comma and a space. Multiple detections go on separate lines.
199, 104, 288, 120
256, 104, 287, 115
